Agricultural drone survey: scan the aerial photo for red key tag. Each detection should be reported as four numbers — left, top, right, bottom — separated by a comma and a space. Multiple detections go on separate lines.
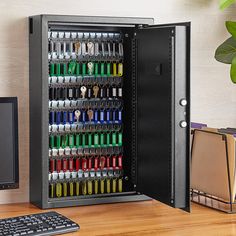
50, 159, 55, 173
63, 159, 68, 172
118, 155, 122, 169
57, 159, 62, 173
112, 156, 116, 169
106, 156, 110, 168
69, 158, 74, 172
88, 158, 92, 170
82, 158, 87, 171
75, 158, 80, 171
100, 156, 106, 170
94, 156, 98, 170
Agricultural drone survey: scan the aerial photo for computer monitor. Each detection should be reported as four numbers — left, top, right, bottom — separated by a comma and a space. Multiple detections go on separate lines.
0, 97, 18, 189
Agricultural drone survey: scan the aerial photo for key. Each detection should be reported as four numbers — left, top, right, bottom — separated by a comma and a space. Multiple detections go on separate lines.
74, 110, 81, 123
100, 179, 105, 194
118, 155, 122, 169
76, 182, 80, 196
112, 178, 117, 193
113, 63, 117, 76
118, 178, 122, 192
63, 182, 68, 197
94, 180, 98, 194
80, 86, 87, 99
118, 63, 123, 76
75, 42, 81, 55
87, 42, 94, 56
82, 181, 87, 195
69, 182, 74, 196
107, 178, 111, 193
93, 85, 99, 98
87, 109, 94, 122
88, 180, 93, 195
87, 62, 94, 75
69, 158, 74, 172
63, 159, 68, 172
56, 183, 62, 198
118, 133, 122, 146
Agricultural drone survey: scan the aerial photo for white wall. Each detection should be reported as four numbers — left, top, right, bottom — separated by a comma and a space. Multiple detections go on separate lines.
0, 0, 235, 204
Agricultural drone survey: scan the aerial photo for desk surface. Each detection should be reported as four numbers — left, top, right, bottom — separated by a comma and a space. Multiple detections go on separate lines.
0, 201, 235, 235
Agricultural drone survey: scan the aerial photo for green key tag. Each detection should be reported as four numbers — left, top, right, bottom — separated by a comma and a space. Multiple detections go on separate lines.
107, 63, 111, 76
88, 133, 92, 148
50, 64, 55, 76
63, 182, 68, 197
76, 63, 81, 76
100, 179, 105, 194
50, 183, 55, 198
82, 133, 86, 148
68, 61, 76, 75
56, 63, 61, 76
50, 136, 55, 149
56, 135, 61, 149
94, 63, 99, 76
69, 134, 74, 148
61, 135, 66, 148
106, 133, 111, 147
106, 178, 111, 193
112, 178, 117, 193
82, 63, 86, 76
100, 133, 105, 147
56, 183, 62, 198
101, 63, 105, 76
118, 178, 123, 192
76, 134, 81, 148
88, 180, 93, 195
112, 133, 117, 146
94, 133, 99, 147
82, 181, 87, 195
118, 133, 122, 146
63, 63, 67, 76
94, 180, 98, 194
76, 182, 80, 196
69, 182, 74, 196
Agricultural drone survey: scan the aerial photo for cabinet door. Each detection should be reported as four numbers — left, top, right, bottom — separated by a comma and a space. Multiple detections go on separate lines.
136, 23, 190, 211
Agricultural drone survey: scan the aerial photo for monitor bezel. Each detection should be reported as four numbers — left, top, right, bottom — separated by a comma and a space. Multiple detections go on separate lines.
0, 97, 19, 190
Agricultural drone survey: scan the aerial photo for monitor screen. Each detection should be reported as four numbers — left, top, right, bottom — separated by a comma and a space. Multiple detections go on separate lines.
0, 97, 18, 189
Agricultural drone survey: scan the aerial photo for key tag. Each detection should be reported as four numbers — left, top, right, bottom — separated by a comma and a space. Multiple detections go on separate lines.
94, 179, 98, 194
76, 181, 80, 196
94, 42, 99, 56
106, 178, 111, 193
56, 183, 62, 198
118, 178, 123, 192
112, 42, 116, 57
69, 182, 74, 196
112, 178, 117, 193
113, 63, 117, 76
100, 179, 105, 194
68, 60, 77, 75
81, 42, 87, 56
82, 181, 87, 195
88, 179, 93, 195
87, 62, 94, 76
118, 63, 123, 76
118, 42, 124, 57
107, 42, 111, 57
87, 42, 94, 56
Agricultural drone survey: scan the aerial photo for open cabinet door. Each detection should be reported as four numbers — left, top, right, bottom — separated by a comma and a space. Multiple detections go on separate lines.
136, 23, 190, 211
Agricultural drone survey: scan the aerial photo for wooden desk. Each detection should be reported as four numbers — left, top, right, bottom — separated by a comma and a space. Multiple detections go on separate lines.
0, 201, 236, 235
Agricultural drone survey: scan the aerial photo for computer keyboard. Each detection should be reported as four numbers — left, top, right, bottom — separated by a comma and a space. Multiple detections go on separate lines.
0, 211, 80, 236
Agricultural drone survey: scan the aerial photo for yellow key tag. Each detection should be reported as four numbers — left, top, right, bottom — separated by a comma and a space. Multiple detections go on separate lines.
113, 63, 117, 76
94, 180, 98, 194
56, 183, 62, 198
69, 182, 74, 196
100, 179, 105, 194
82, 181, 87, 195
63, 182, 67, 197
118, 178, 123, 192
106, 178, 111, 193
118, 63, 123, 76
112, 178, 117, 193
88, 180, 93, 195
50, 183, 55, 198
76, 182, 80, 196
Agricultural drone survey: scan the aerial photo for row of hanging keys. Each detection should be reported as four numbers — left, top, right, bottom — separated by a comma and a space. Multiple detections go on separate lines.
48, 31, 123, 60
49, 86, 122, 100
49, 177, 123, 198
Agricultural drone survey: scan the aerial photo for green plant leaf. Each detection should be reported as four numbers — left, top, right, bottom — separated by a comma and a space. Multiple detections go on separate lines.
215, 37, 236, 64
226, 21, 236, 39
220, 0, 235, 10
230, 56, 236, 83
